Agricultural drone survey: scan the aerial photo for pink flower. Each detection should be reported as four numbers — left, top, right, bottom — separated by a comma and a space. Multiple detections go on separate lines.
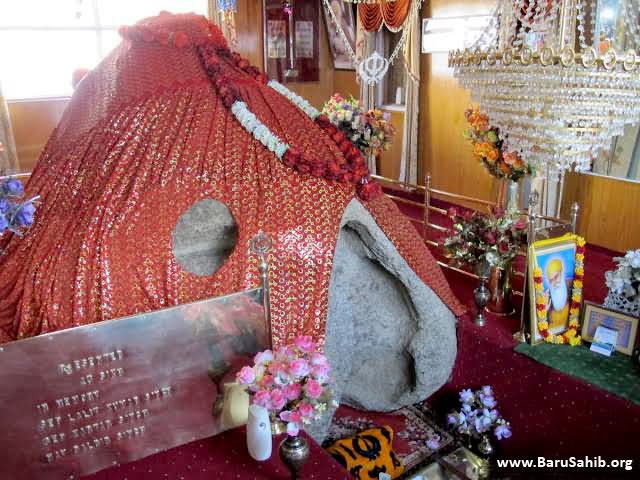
305, 379, 323, 399
298, 402, 314, 420
253, 390, 271, 410
310, 352, 328, 366
294, 335, 316, 353
280, 410, 302, 428
275, 345, 296, 361
312, 362, 331, 380
269, 388, 286, 411
268, 360, 286, 376
260, 374, 274, 388
254, 349, 273, 365
237, 366, 255, 385
286, 421, 300, 437
282, 383, 302, 401
289, 359, 311, 378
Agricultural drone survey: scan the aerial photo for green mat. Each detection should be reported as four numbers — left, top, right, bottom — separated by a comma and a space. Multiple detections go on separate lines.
514, 342, 640, 405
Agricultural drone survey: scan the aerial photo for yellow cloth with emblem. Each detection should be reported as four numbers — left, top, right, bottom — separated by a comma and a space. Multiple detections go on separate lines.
326, 426, 404, 479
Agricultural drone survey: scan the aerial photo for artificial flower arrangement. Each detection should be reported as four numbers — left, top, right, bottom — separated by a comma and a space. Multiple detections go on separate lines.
0, 176, 37, 238
442, 206, 527, 269
447, 386, 511, 442
532, 237, 586, 346
321, 93, 396, 158
464, 106, 532, 182
236, 335, 335, 437
604, 249, 640, 317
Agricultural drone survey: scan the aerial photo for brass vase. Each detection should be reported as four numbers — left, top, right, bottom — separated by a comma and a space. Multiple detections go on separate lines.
279, 434, 310, 479
486, 263, 515, 316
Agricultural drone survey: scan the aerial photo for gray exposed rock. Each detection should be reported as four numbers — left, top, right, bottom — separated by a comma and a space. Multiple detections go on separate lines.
325, 199, 457, 412
170, 197, 458, 443
172, 199, 238, 276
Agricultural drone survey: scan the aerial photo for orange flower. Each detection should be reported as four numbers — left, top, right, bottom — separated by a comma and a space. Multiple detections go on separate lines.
503, 151, 519, 166
498, 161, 512, 174
473, 142, 499, 163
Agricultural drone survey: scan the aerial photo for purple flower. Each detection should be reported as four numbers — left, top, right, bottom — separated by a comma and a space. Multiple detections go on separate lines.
484, 408, 499, 422
447, 413, 458, 426
494, 424, 512, 440
2, 178, 24, 197
14, 202, 36, 228
459, 388, 474, 404
480, 394, 497, 409
474, 415, 492, 434
426, 435, 441, 450
0, 213, 7, 233
0, 198, 9, 213
480, 385, 493, 397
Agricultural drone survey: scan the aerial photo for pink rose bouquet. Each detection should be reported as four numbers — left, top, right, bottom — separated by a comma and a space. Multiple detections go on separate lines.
236, 335, 335, 436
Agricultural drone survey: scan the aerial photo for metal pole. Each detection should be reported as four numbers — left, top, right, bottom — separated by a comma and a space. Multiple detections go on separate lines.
424, 173, 432, 243
251, 232, 273, 348
570, 201, 580, 234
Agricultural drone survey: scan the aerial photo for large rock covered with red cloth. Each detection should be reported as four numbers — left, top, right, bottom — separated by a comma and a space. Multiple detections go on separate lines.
0, 14, 464, 413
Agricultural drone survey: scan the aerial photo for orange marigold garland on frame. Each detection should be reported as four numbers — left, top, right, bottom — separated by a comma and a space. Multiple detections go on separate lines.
533, 237, 586, 346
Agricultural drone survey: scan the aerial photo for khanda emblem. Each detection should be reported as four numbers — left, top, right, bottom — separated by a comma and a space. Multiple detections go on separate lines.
358, 51, 390, 86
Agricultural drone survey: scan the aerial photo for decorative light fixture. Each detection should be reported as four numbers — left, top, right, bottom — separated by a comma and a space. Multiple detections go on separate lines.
449, 0, 640, 175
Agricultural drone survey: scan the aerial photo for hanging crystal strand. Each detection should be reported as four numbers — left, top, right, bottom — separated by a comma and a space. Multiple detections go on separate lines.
589, 0, 597, 49
576, 0, 587, 50
621, 0, 640, 50
514, 0, 535, 48
543, 0, 561, 51
472, 3, 500, 50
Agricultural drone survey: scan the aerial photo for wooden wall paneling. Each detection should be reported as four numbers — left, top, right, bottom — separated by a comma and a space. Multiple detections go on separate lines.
333, 70, 359, 98
561, 172, 640, 252
418, 0, 495, 199
8, 98, 68, 172
378, 108, 404, 179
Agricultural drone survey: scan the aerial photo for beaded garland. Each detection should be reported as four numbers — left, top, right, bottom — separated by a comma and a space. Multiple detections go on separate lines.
533, 237, 586, 346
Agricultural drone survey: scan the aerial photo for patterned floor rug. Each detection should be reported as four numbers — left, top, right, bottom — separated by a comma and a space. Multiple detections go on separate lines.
322, 402, 453, 476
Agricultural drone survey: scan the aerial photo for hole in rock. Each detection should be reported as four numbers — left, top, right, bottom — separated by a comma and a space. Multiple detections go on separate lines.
172, 198, 238, 276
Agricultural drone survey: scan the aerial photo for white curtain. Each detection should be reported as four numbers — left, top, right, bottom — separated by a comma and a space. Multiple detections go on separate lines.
399, 2, 420, 185
0, 81, 18, 174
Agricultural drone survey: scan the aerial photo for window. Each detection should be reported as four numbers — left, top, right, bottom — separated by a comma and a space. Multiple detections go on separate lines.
0, 0, 207, 100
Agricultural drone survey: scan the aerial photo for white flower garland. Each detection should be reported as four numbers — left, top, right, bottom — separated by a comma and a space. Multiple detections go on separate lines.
267, 80, 321, 120
230, 101, 290, 159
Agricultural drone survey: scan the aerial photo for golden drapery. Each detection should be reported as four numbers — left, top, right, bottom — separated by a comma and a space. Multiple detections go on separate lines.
207, 0, 238, 50
358, 0, 412, 32
0, 82, 18, 174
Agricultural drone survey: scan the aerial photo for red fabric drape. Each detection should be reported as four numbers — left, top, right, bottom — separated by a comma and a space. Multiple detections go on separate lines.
359, 0, 411, 32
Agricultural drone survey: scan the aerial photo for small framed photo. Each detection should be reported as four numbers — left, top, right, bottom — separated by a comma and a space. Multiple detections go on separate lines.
581, 302, 639, 355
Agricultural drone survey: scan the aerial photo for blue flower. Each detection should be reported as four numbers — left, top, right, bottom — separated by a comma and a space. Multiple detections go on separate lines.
2, 178, 24, 197
459, 388, 474, 404
14, 202, 36, 228
494, 424, 512, 440
0, 198, 9, 213
480, 385, 493, 397
0, 212, 8, 233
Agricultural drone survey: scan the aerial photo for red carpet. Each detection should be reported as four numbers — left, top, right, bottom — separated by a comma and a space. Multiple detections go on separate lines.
381, 184, 640, 468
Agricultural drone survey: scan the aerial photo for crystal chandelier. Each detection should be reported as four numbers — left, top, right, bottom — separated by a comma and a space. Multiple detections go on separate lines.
449, 0, 640, 174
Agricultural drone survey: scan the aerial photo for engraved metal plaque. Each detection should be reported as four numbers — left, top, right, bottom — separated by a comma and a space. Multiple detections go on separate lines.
0, 289, 268, 479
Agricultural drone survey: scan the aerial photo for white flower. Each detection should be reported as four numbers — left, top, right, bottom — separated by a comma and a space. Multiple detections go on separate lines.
624, 249, 640, 268
345, 110, 353, 121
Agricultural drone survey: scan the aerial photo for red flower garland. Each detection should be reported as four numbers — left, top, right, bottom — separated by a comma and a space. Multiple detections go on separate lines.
119, 16, 382, 201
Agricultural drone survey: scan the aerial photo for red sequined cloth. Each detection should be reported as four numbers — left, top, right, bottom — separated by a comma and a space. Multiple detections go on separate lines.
0, 13, 463, 344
